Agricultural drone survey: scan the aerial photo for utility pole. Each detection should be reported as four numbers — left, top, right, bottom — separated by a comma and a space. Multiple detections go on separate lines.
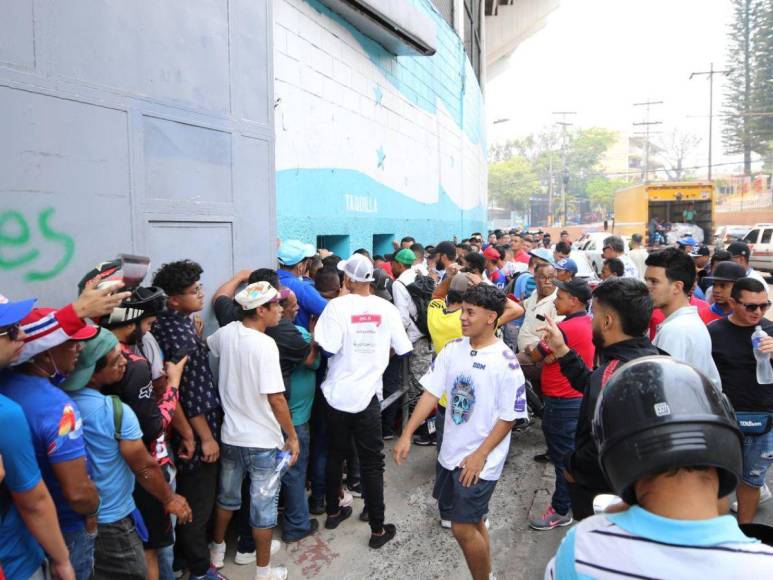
553, 111, 576, 226
633, 101, 663, 182
690, 63, 732, 180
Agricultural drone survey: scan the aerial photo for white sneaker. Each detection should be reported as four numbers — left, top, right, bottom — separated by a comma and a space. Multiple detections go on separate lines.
256, 565, 288, 580
731, 483, 772, 512
209, 541, 226, 569
440, 519, 452, 529
235, 541, 280, 565
339, 490, 354, 508
485, 517, 491, 529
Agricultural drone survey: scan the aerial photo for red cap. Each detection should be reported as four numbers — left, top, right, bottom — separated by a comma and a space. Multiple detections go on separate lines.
483, 246, 501, 261
22, 308, 98, 341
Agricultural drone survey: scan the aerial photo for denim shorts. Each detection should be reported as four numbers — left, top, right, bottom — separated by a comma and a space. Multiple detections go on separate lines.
432, 463, 497, 524
741, 428, 773, 487
217, 443, 280, 529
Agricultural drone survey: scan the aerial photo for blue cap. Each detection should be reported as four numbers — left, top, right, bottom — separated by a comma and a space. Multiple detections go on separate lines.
277, 239, 316, 266
555, 258, 578, 275
528, 248, 555, 265
677, 237, 698, 247
0, 295, 37, 326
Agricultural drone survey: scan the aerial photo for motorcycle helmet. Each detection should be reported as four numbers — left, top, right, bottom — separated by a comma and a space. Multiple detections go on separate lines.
592, 356, 742, 505
101, 286, 167, 329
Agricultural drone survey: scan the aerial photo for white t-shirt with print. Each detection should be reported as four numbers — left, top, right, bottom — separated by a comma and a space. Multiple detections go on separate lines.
420, 337, 527, 480
207, 321, 285, 449
316, 294, 413, 413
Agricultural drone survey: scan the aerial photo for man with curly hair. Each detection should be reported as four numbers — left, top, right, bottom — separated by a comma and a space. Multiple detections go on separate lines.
152, 260, 223, 580
394, 285, 527, 580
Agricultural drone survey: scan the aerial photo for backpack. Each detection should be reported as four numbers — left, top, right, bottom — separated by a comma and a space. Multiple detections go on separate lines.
400, 275, 436, 337
110, 395, 123, 439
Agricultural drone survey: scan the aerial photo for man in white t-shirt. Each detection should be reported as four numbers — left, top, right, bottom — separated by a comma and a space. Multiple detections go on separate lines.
644, 248, 721, 387
207, 282, 299, 580
394, 284, 527, 580
728, 241, 770, 296
315, 254, 412, 549
603, 235, 639, 279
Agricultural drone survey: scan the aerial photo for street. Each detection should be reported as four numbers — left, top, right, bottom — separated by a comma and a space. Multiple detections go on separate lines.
220, 417, 773, 580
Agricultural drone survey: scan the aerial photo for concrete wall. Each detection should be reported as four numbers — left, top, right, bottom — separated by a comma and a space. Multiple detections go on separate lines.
273, 0, 487, 255
0, 0, 275, 324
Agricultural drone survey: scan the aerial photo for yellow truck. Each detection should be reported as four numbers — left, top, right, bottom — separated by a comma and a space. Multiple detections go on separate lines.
613, 181, 715, 245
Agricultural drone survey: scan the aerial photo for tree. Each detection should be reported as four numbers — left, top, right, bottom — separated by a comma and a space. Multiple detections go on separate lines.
487, 156, 540, 214
723, 0, 772, 174
586, 176, 628, 216
655, 129, 702, 181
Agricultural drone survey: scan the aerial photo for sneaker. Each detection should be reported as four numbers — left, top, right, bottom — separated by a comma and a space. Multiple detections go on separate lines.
533, 452, 550, 463
209, 541, 226, 569
412, 433, 436, 446
283, 518, 319, 543
309, 496, 325, 515
339, 490, 354, 508
731, 482, 772, 512
383, 432, 396, 441
255, 565, 288, 580
192, 566, 228, 580
325, 506, 353, 529
484, 517, 490, 530
359, 506, 369, 522
369, 523, 396, 549
529, 505, 573, 531
347, 481, 363, 497
440, 519, 452, 529
234, 541, 279, 565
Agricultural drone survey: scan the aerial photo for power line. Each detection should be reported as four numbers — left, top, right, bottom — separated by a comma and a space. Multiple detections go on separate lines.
633, 101, 663, 181
552, 111, 577, 226
689, 63, 733, 180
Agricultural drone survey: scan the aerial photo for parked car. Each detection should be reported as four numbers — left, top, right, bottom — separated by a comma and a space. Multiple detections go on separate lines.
743, 224, 773, 273
714, 225, 750, 249
575, 232, 632, 275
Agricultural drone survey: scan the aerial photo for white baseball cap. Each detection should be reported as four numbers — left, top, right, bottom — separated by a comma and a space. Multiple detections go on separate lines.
337, 254, 374, 283
235, 282, 290, 310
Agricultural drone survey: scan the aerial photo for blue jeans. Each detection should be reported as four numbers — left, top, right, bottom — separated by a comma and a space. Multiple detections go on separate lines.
63, 527, 96, 580
158, 468, 176, 580
310, 389, 329, 502
542, 396, 581, 516
217, 443, 280, 529
281, 422, 312, 540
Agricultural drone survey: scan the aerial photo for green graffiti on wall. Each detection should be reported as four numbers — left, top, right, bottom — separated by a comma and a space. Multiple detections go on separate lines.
0, 208, 75, 281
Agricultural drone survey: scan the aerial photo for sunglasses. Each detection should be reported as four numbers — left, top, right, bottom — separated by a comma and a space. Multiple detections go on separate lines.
0, 323, 21, 341
737, 301, 771, 313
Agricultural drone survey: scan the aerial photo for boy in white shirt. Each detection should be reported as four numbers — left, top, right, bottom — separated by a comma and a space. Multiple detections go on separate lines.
394, 285, 527, 580
315, 254, 413, 549
207, 282, 299, 580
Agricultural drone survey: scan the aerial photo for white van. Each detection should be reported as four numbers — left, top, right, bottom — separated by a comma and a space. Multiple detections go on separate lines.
743, 224, 773, 272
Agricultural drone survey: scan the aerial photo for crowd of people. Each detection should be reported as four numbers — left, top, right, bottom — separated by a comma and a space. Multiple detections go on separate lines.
1, 227, 773, 580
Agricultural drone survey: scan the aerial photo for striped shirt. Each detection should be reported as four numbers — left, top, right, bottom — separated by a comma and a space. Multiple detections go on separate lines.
546, 506, 773, 579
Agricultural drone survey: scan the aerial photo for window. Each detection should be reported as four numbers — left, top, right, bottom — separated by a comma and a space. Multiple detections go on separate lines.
317, 235, 350, 258
762, 229, 773, 244
745, 229, 760, 244
372, 234, 394, 257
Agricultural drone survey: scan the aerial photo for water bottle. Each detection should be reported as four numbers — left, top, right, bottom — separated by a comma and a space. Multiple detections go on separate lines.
751, 326, 773, 384
257, 450, 292, 497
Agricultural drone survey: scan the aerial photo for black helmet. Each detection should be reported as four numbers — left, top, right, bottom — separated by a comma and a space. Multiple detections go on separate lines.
592, 356, 742, 505
101, 286, 166, 328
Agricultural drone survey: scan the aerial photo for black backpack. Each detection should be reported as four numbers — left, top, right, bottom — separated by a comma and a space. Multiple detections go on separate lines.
400, 275, 436, 337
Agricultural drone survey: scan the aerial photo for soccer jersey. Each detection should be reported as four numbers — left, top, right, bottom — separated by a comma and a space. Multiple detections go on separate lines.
546, 506, 773, 579
420, 337, 527, 480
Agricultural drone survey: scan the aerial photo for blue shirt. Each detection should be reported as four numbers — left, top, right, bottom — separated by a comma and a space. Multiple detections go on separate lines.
694, 285, 706, 300
69, 388, 143, 524
0, 394, 45, 579
277, 269, 328, 330
0, 372, 88, 532
514, 272, 536, 301
710, 302, 729, 318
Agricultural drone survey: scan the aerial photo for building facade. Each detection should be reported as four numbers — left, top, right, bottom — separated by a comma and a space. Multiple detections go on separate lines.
273, 0, 488, 256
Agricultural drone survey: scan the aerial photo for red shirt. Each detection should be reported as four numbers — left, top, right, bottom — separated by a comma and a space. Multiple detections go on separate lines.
541, 312, 595, 398
648, 296, 719, 341
515, 250, 530, 264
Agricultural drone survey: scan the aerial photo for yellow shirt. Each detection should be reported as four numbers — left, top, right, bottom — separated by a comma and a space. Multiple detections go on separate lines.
427, 299, 463, 407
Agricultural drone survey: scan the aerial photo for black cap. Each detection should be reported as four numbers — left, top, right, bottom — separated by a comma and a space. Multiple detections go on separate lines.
430, 240, 457, 260
705, 261, 747, 283
554, 278, 592, 303
690, 245, 710, 258
727, 241, 751, 260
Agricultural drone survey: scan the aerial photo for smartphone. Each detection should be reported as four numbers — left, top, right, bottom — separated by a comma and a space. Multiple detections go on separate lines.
536, 314, 546, 322
119, 254, 150, 289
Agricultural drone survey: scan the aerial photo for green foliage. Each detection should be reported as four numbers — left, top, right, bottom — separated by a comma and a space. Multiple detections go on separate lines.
586, 176, 629, 213
488, 156, 540, 212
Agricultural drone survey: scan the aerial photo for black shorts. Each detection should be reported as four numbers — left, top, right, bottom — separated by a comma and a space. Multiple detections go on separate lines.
432, 463, 497, 524
133, 474, 174, 549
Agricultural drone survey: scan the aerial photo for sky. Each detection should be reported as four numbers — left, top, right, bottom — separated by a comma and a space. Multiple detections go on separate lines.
486, 0, 739, 176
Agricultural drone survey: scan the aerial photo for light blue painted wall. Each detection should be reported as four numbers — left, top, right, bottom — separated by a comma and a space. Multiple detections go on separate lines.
274, 0, 487, 252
